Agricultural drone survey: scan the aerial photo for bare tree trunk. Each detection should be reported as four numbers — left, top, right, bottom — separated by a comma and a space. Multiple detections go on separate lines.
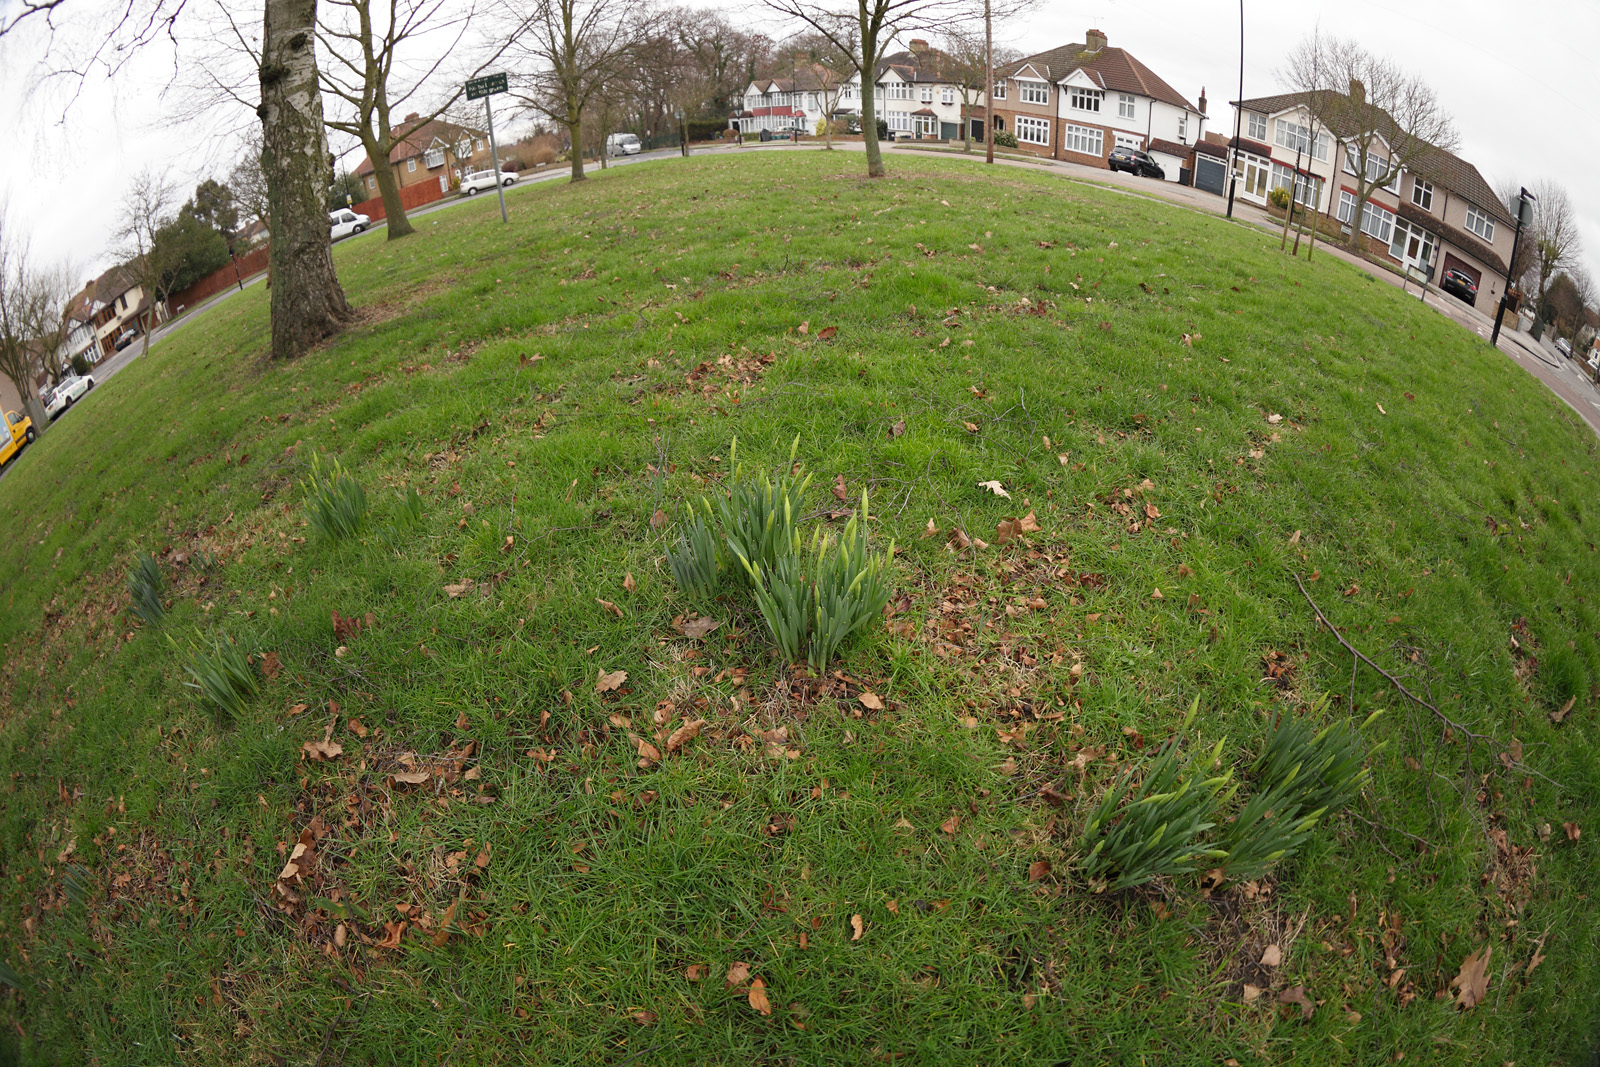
259, 0, 352, 360
364, 135, 413, 239
860, 49, 884, 177
568, 97, 587, 182
20, 392, 48, 434
983, 0, 993, 165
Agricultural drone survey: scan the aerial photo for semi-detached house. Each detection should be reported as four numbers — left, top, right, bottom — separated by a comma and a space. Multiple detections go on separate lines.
1230, 92, 1516, 308
984, 29, 1206, 178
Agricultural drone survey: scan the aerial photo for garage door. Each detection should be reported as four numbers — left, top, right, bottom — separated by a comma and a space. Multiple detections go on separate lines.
1441, 254, 1481, 290
1194, 155, 1226, 196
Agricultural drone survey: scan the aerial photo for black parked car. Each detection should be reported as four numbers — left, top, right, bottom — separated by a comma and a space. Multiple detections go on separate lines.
1108, 145, 1165, 179
1440, 268, 1478, 307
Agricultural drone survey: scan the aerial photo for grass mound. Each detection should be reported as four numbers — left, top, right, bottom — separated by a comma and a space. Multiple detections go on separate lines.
0, 151, 1596, 1064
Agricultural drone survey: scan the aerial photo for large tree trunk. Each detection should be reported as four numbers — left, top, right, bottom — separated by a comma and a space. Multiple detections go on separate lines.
20, 391, 48, 435
259, 0, 353, 360
363, 133, 414, 239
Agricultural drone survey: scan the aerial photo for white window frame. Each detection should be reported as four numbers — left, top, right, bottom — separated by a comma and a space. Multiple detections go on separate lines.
407, 158, 417, 173
1063, 122, 1103, 157
1069, 86, 1102, 112
1339, 193, 1395, 243
475, 139, 484, 151
1464, 204, 1496, 242
887, 110, 912, 132
889, 84, 912, 101
1389, 216, 1436, 270
941, 87, 954, 105
1020, 80, 1049, 105
1410, 179, 1433, 211
1247, 113, 1267, 140
1015, 115, 1051, 145
991, 81, 1006, 100
424, 148, 445, 169
1117, 93, 1135, 119
920, 85, 933, 104
1177, 114, 1187, 140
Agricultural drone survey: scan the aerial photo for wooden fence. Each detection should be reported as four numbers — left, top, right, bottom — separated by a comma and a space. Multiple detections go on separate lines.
168, 245, 271, 314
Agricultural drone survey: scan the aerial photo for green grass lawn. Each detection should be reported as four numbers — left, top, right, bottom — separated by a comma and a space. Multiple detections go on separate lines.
2, 149, 1597, 1065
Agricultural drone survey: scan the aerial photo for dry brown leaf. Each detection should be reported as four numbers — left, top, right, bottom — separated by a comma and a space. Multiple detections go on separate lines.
1450, 946, 1491, 1010
685, 963, 707, 981
1260, 944, 1282, 968
258, 650, 282, 679
650, 508, 667, 529
1027, 859, 1051, 882
748, 977, 772, 1015
940, 814, 961, 835
1144, 503, 1160, 520
920, 517, 938, 538
817, 326, 838, 340
976, 479, 1010, 498
797, 321, 809, 334
392, 770, 430, 785
1277, 986, 1314, 1019
1551, 696, 1575, 724
1266, 413, 1284, 425
636, 736, 662, 763
726, 961, 751, 988
1242, 984, 1263, 1003
885, 898, 899, 914
1017, 510, 1041, 533
456, 709, 470, 730
890, 418, 906, 438
1288, 529, 1301, 544
666, 719, 705, 753
858, 692, 884, 711
996, 517, 1020, 544
301, 739, 343, 761
474, 846, 491, 869
832, 474, 849, 500
1563, 821, 1581, 841
674, 616, 721, 640
1150, 588, 1163, 600
963, 421, 980, 434
596, 669, 628, 693
630, 1010, 657, 1026
443, 580, 474, 598
596, 598, 623, 618
347, 717, 369, 738
850, 914, 864, 941
892, 816, 915, 830
287, 702, 309, 716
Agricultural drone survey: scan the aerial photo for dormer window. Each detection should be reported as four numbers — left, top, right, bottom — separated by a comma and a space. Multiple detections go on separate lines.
1020, 81, 1048, 105
1069, 86, 1102, 112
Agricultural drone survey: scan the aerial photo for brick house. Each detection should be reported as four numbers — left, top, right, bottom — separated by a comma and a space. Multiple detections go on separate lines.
353, 114, 498, 196
850, 40, 974, 141
1231, 92, 1515, 308
985, 29, 1205, 174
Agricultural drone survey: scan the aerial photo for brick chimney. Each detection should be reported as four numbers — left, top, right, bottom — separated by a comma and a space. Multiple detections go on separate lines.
1085, 28, 1107, 52
1198, 87, 1207, 115
908, 38, 928, 52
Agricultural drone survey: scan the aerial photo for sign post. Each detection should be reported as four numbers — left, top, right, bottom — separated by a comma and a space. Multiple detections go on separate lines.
465, 73, 510, 224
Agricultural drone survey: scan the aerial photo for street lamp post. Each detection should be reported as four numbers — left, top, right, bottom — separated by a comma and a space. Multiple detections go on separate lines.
1225, 0, 1244, 220
676, 109, 688, 157
1490, 186, 1536, 348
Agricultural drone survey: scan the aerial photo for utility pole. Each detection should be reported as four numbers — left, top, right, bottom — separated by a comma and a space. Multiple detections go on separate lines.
1491, 187, 1536, 348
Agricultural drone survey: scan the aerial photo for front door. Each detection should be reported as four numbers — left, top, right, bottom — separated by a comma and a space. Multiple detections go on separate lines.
1233, 153, 1270, 202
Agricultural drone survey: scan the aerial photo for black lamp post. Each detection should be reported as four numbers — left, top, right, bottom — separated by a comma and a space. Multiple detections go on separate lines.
1490, 186, 1536, 347
677, 109, 688, 157
1225, 0, 1244, 220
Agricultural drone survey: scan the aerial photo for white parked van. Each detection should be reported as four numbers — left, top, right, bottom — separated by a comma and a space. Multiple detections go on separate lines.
329, 209, 370, 240
606, 133, 642, 157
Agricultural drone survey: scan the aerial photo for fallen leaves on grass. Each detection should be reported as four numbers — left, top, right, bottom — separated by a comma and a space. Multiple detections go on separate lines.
977, 480, 1011, 499
964, 421, 980, 434
858, 692, 884, 711
258, 651, 282, 679
1277, 986, 1314, 1019
685, 964, 707, 981
666, 719, 705, 753
726, 961, 751, 987
443, 579, 475, 598
817, 326, 837, 341
920, 517, 938, 538
623, 572, 636, 594
1450, 946, 1491, 1010
596, 598, 623, 618
748, 978, 772, 1015
851, 914, 864, 941
1260, 944, 1282, 968
995, 511, 1041, 543
1028, 859, 1051, 882
650, 509, 667, 530
940, 814, 961, 835
890, 418, 905, 438
301, 722, 344, 762
832, 474, 849, 500
1564, 822, 1581, 841
596, 669, 628, 693
1551, 696, 1575, 724
392, 770, 430, 785
674, 616, 721, 639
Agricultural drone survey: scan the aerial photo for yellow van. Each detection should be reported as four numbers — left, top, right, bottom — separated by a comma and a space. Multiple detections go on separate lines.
0, 409, 36, 468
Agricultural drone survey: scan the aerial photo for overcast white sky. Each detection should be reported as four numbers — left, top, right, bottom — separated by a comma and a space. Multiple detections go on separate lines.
1, 0, 1597, 288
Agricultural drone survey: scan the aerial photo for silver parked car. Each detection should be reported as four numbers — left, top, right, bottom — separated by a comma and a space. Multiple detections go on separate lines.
43, 374, 95, 420
460, 168, 518, 195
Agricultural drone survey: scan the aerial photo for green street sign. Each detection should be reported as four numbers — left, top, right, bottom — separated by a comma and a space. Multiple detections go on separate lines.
465, 73, 508, 100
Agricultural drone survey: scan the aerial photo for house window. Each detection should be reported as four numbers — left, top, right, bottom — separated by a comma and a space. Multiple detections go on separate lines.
1270, 163, 1321, 208
920, 86, 933, 104
456, 139, 471, 158
1015, 115, 1050, 145
1115, 133, 1141, 150
1117, 93, 1135, 119
1247, 112, 1267, 140
887, 111, 912, 132
1063, 122, 1104, 156
1177, 114, 1187, 140
1069, 87, 1101, 112
1465, 204, 1496, 242
367, 177, 376, 190
942, 87, 954, 105
1338, 190, 1395, 243
1020, 81, 1048, 105
1345, 146, 1397, 190
889, 84, 912, 100
1410, 179, 1433, 211
991, 81, 1006, 100
407, 158, 417, 172
476, 139, 484, 151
